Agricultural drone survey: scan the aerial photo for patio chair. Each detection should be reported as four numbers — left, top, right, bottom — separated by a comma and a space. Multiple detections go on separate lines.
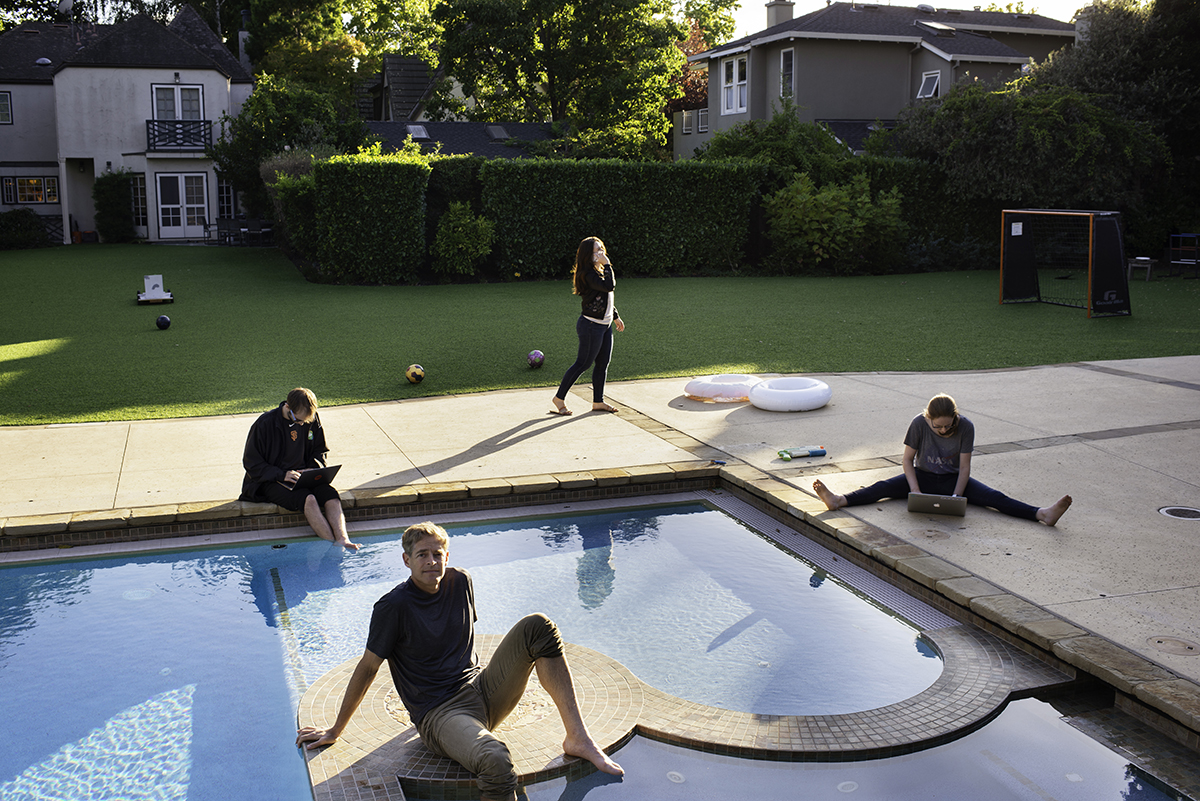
216, 218, 238, 246
244, 218, 262, 246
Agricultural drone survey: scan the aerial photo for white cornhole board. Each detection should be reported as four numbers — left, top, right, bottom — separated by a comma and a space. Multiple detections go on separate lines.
137, 274, 174, 304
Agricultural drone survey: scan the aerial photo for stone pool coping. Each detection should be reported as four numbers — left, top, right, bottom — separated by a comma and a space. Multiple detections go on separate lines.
298, 611, 1073, 801
4, 457, 1199, 764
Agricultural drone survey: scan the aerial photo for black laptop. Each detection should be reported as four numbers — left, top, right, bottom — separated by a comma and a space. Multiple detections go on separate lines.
282, 464, 341, 489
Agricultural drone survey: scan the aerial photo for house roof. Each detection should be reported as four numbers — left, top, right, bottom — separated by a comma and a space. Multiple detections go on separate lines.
0, 22, 108, 83
383, 54, 439, 120
818, 119, 895, 152
697, 2, 1074, 64
167, 5, 253, 84
366, 121, 553, 159
0, 10, 251, 85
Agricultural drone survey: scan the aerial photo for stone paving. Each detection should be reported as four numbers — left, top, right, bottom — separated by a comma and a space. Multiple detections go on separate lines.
3, 358, 1200, 798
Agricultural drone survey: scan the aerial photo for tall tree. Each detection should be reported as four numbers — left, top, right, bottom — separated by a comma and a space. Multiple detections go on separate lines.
430, 0, 685, 150
1018, 0, 1200, 227
244, 0, 344, 64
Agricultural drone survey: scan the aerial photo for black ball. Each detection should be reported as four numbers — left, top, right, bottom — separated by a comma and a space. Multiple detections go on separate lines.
156, 315, 171, 330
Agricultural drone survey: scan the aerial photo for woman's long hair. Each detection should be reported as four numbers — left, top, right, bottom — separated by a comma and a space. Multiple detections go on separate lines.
571, 236, 604, 296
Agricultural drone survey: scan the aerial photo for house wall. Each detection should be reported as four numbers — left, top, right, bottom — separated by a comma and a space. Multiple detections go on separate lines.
0, 83, 64, 236
54, 66, 233, 242
2, 84, 58, 161
788, 39, 912, 123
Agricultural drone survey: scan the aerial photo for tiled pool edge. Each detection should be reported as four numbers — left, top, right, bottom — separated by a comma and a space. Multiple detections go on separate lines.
297, 623, 1071, 801
4, 459, 1199, 766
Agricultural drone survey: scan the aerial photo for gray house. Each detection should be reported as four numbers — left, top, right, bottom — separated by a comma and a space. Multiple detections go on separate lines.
675, 0, 1076, 157
0, 8, 253, 243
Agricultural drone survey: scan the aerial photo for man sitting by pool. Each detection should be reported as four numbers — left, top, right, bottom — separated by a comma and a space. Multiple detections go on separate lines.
240, 387, 357, 551
295, 521, 623, 801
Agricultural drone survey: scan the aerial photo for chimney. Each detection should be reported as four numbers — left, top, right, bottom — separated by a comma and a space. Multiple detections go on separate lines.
238, 9, 252, 72
766, 0, 794, 27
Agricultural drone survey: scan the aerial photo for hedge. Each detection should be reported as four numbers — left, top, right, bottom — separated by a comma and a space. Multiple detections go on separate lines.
480, 159, 769, 280
313, 152, 431, 284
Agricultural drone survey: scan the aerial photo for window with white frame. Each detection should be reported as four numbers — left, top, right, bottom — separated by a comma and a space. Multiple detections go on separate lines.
697, 108, 709, 133
131, 174, 148, 227
0, 92, 11, 124
780, 48, 794, 98
722, 55, 747, 114
3, 176, 59, 204
153, 85, 203, 120
916, 71, 940, 99
217, 178, 235, 219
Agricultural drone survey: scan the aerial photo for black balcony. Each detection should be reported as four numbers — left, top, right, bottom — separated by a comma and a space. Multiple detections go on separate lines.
146, 119, 212, 152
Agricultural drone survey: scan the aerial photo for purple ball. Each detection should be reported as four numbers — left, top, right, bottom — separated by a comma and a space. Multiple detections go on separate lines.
156, 315, 171, 330
527, 349, 545, 368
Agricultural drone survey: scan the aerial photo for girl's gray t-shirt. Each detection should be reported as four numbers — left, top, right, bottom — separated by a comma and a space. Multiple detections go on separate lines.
903, 414, 975, 474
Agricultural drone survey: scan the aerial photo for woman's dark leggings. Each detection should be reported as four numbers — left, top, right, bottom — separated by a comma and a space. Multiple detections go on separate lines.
844, 469, 1039, 520
555, 316, 613, 403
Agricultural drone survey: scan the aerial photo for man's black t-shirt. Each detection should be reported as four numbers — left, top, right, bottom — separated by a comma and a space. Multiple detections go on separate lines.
366, 567, 479, 724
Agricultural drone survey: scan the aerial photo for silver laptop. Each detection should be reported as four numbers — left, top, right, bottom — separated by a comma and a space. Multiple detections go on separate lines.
907, 492, 967, 516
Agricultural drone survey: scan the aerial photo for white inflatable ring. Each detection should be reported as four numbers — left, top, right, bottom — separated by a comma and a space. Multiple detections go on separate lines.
684, 373, 763, 403
748, 377, 832, 412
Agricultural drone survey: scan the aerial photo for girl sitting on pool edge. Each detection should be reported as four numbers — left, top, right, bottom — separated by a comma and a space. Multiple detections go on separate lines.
812, 393, 1072, 526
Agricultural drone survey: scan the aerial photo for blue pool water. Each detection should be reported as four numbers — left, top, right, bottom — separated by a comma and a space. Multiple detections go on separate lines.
0, 500, 1183, 801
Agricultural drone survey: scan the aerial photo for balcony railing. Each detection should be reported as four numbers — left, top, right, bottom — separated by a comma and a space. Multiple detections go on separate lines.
146, 119, 212, 152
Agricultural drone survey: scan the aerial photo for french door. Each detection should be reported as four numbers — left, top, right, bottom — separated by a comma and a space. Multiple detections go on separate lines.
157, 173, 207, 239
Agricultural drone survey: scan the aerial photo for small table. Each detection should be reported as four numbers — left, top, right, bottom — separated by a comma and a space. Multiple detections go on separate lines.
1126, 257, 1157, 282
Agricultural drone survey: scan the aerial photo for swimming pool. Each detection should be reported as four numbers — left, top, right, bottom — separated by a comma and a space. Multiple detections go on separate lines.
0, 497, 1186, 801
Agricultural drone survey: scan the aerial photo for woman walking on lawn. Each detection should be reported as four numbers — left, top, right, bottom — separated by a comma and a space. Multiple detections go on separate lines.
551, 237, 626, 415
813, 393, 1072, 525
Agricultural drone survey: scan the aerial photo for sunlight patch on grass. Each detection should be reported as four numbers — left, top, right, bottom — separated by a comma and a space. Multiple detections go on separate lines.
0, 338, 71, 364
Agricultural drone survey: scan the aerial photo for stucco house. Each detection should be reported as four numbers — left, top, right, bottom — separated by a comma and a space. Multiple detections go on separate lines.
675, 0, 1076, 158
0, 7, 253, 243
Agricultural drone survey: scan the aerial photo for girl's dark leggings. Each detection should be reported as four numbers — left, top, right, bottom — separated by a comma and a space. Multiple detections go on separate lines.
844, 469, 1038, 520
555, 316, 613, 403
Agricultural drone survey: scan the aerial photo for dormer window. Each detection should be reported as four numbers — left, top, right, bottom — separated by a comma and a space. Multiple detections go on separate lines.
916, 71, 940, 99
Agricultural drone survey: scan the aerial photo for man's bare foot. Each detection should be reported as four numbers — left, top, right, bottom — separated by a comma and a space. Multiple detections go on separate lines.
812, 479, 847, 511
552, 397, 573, 416
563, 735, 623, 776
337, 538, 360, 551
1037, 495, 1072, 526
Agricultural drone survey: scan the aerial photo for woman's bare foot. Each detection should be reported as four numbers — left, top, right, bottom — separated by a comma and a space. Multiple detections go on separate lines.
1037, 495, 1072, 526
591, 402, 618, 413
563, 735, 624, 776
812, 479, 847, 511
552, 397, 573, 416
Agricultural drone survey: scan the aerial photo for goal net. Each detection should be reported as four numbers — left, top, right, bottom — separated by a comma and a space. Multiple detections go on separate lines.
1000, 209, 1131, 317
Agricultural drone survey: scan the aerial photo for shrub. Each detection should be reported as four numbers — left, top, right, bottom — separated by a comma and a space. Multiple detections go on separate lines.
271, 173, 317, 259
0, 208, 53, 250
432, 202, 494, 277
91, 170, 138, 244
693, 97, 852, 191
765, 172, 906, 275
313, 151, 431, 283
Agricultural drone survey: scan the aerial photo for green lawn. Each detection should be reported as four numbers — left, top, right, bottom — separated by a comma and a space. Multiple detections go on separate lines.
2, 244, 1197, 425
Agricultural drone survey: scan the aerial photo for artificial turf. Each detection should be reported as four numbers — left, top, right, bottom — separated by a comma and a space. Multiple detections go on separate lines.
2, 244, 1197, 425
